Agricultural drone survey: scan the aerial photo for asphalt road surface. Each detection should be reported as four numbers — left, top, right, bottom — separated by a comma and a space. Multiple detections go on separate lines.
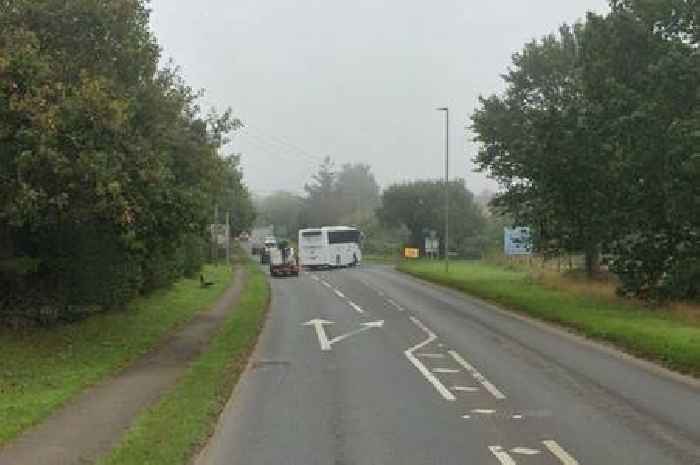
195, 263, 700, 465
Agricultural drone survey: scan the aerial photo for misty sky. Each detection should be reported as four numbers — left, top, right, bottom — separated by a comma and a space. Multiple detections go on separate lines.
150, 0, 609, 196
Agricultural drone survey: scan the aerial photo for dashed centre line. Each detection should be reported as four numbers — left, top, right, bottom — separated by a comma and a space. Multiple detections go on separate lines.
334, 289, 346, 299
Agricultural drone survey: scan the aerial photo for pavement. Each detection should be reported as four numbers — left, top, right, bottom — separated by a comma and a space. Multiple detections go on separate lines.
0, 267, 246, 465
195, 263, 700, 465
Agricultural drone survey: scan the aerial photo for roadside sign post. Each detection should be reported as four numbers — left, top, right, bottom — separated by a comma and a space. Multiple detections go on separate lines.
504, 227, 533, 256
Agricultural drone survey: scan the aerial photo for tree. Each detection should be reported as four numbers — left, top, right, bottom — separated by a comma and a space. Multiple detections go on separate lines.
377, 179, 486, 257
0, 0, 249, 323
335, 163, 381, 216
580, 4, 700, 298
472, 2, 700, 298
472, 24, 612, 276
255, 191, 304, 239
300, 157, 340, 227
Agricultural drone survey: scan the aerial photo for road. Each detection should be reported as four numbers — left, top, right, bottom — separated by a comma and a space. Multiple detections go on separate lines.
195, 263, 700, 465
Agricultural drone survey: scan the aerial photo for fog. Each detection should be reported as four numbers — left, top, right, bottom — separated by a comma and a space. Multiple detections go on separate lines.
150, 0, 609, 196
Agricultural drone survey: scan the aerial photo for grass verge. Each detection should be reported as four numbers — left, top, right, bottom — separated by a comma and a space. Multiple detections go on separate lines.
0, 264, 233, 445
398, 260, 700, 376
98, 258, 269, 465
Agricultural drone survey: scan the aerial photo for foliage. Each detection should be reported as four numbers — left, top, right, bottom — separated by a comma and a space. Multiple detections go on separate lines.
377, 179, 486, 256
472, 1, 699, 299
0, 0, 254, 323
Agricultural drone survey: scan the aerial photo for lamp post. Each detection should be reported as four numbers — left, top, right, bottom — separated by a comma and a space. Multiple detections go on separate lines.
436, 107, 449, 273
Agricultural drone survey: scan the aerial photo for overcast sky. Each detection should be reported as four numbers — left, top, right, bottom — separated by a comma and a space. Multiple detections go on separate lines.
149, 0, 609, 196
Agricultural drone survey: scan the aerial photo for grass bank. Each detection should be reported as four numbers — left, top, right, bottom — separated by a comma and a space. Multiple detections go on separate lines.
0, 264, 233, 445
99, 258, 269, 465
398, 260, 700, 376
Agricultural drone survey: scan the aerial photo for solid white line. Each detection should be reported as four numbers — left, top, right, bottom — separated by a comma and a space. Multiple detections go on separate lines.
404, 316, 456, 401
452, 386, 478, 392
488, 446, 517, 465
471, 409, 496, 414
417, 353, 446, 359
386, 299, 405, 311
542, 440, 580, 465
448, 351, 506, 400
334, 289, 346, 299
432, 368, 460, 374
348, 301, 365, 314
321, 281, 332, 288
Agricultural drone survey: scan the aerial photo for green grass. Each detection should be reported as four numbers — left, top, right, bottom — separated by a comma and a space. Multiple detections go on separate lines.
99, 258, 269, 465
398, 260, 700, 376
0, 264, 233, 445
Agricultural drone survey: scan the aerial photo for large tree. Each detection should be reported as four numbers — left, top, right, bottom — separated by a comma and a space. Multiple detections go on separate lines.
0, 0, 252, 322
472, 24, 613, 275
472, 1, 699, 297
377, 179, 486, 257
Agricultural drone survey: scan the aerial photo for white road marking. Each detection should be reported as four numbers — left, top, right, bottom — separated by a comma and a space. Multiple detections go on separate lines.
461, 415, 471, 419
303, 319, 334, 351
328, 321, 384, 345
488, 446, 517, 465
404, 317, 456, 401
348, 301, 365, 314
511, 447, 541, 455
303, 319, 383, 351
311, 275, 320, 281
471, 409, 496, 414
512, 414, 523, 420
452, 386, 479, 392
334, 289, 346, 299
417, 353, 445, 359
432, 368, 460, 374
448, 351, 506, 400
321, 281, 332, 289
386, 299, 405, 311
542, 440, 580, 465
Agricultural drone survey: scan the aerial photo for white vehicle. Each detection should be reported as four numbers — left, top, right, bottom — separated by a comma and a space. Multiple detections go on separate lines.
298, 226, 362, 269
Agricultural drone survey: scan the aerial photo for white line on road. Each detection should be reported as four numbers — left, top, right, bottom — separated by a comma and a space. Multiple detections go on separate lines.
542, 440, 580, 465
347, 301, 365, 314
432, 368, 460, 374
328, 321, 384, 345
321, 281, 332, 289
417, 353, 446, 359
488, 446, 517, 465
448, 351, 506, 400
334, 289, 346, 299
452, 386, 479, 392
404, 317, 456, 401
471, 409, 496, 414
303, 319, 334, 351
386, 299, 405, 311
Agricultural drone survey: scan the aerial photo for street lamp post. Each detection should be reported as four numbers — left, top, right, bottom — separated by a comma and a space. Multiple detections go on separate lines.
436, 107, 449, 273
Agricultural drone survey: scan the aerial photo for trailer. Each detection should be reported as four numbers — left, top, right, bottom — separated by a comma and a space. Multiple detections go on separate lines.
269, 247, 299, 277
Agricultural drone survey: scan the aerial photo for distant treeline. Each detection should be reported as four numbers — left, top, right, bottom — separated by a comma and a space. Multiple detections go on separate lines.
472, 0, 699, 300
255, 158, 497, 259
0, 0, 255, 325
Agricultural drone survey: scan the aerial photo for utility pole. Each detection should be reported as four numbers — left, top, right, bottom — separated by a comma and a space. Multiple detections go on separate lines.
213, 204, 219, 263
226, 211, 231, 264
437, 107, 449, 273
